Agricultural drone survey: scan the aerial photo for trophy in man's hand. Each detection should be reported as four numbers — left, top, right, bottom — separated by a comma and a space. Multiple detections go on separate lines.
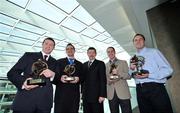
130, 55, 149, 76
109, 63, 119, 80
27, 59, 48, 86
64, 64, 76, 81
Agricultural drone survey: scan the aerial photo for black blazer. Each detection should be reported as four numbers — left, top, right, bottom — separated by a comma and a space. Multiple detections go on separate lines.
53, 57, 83, 112
7, 52, 56, 111
82, 59, 107, 103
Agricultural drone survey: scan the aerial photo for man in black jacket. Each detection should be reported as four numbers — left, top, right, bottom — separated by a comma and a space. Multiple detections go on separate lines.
7, 37, 56, 113
53, 43, 83, 113
82, 47, 107, 113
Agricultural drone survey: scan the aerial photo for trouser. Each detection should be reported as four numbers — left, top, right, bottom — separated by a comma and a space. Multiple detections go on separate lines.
83, 100, 104, 113
109, 90, 132, 113
136, 82, 173, 113
13, 109, 50, 113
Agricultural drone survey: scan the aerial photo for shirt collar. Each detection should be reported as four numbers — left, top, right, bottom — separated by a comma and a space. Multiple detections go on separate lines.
137, 47, 147, 54
89, 59, 95, 63
109, 57, 117, 64
67, 56, 75, 60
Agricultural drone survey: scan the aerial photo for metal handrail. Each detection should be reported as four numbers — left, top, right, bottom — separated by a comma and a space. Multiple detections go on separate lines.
0, 77, 8, 80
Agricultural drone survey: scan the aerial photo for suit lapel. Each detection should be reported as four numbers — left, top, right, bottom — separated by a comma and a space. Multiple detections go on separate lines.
32, 52, 43, 61
107, 62, 111, 73
116, 60, 122, 71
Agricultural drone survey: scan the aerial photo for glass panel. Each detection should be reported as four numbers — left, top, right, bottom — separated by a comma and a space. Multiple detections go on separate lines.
94, 35, 108, 41
81, 27, 99, 38
80, 35, 95, 47
91, 22, 105, 33
0, 33, 9, 40
56, 41, 69, 47
62, 28, 85, 44
0, 50, 22, 63
93, 41, 109, 60
103, 32, 111, 37
110, 40, 118, 45
44, 33, 65, 41
8, 0, 28, 8
0, 14, 17, 26
52, 51, 64, 59
0, 24, 12, 34
16, 21, 46, 35
73, 43, 82, 50
55, 45, 65, 51
103, 38, 114, 44
61, 17, 86, 32
8, 36, 35, 45
73, 6, 96, 26
48, 0, 79, 14
11, 28, 41, 40
28, 0, 66, 23
75, 52, 87, 62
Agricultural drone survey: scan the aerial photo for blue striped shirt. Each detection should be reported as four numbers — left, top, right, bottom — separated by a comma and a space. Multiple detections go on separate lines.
129, 47, 173, 84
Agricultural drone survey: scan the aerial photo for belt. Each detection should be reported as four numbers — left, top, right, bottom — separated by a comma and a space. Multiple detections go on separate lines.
136, 82, 164, 87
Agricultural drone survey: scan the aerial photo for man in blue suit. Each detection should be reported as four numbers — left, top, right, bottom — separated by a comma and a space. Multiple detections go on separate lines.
7, 37, 56, 113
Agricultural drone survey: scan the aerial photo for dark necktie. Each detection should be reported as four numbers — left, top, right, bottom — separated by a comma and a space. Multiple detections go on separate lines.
44, 55, 48, 61
88, 61, 92, 68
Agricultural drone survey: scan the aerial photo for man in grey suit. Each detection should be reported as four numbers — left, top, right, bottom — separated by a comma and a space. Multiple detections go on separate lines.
106, 47, 132, 113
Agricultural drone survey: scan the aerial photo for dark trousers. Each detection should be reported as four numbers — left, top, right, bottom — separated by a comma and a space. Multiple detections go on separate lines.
13, 109, 50, 113
54, 99, 79, 113
109, 91, 132, 113
54, 102, 79, 113
83, 100, 104, 113
136, 82, 173, 113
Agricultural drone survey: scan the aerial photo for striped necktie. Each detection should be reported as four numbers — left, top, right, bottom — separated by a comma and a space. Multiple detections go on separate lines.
88, 61, 92, 68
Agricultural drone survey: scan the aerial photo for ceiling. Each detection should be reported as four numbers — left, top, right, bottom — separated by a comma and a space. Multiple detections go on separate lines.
0, 0, 132, 77
0, 0, 166, 87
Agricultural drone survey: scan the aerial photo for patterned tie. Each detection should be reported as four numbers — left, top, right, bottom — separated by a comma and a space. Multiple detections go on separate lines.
69, 58, 74, 65
88, 61, 92, 68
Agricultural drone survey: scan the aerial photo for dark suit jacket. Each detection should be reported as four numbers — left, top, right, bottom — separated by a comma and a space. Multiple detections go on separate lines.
7, 52, 56, 111
82, 59, 107, 103
53, 57, 83, 112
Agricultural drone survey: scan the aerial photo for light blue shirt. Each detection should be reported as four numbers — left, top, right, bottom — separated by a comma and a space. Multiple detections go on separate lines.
129, 47, 173, 84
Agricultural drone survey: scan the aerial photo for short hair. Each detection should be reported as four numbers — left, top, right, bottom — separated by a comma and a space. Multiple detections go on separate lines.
107, 47, 116, 52
66, 43, 75, 50
133, 34, 145, 42
87, 47, 96, 54
42, 37, 55, 46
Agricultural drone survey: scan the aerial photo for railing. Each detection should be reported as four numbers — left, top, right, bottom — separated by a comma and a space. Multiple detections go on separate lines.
0, 77, 16, 113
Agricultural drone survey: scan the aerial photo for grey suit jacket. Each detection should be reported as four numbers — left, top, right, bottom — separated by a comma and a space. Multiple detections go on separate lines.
106, 59, 131, 100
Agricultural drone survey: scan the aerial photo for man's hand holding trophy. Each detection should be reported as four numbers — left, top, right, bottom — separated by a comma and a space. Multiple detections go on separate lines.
61, 63, 79, 83
109, 63, 119, 80
130, 55, 149, 79
26, 59, 48, 86
64, 64, 76, 81
23, 59, 55, 90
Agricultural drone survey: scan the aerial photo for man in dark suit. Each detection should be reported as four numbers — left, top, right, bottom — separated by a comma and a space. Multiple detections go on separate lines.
7, 37, 56, 113
82, 47, 107, 113
53, 43, 83, 113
